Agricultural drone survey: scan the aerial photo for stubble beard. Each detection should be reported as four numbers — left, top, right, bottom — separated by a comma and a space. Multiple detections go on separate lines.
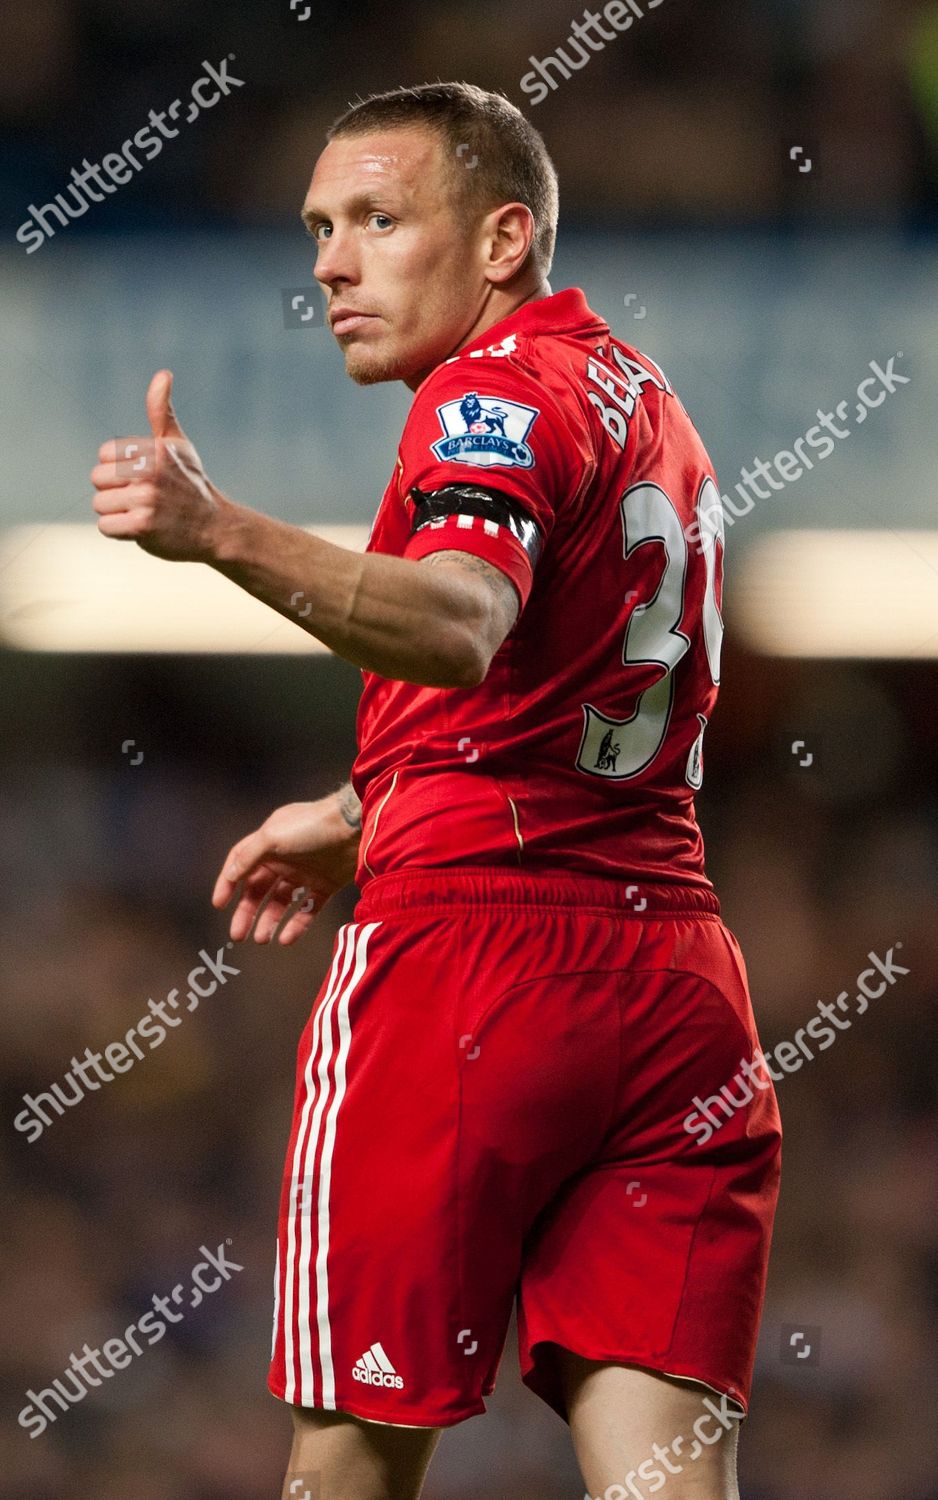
341, 328, 413, 387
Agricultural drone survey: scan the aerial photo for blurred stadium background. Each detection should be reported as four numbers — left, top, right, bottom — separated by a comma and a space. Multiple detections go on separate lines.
2, 1, 938, 1496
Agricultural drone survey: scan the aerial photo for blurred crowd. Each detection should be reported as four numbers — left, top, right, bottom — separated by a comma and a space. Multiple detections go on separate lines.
1, 646, 937, 1498
2, 0, 938, 233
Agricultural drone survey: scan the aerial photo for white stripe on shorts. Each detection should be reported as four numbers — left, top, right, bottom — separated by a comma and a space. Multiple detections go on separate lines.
313, 921, 378, 1406
282, 920, 380, 1406
283, 923, 354, 1403
271, 1240, 280, 1360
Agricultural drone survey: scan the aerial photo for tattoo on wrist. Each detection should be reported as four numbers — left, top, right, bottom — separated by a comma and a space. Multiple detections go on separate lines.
337, 782, 362, 832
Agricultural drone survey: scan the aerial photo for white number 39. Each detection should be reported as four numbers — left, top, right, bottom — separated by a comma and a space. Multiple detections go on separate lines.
576, 478, 724, 784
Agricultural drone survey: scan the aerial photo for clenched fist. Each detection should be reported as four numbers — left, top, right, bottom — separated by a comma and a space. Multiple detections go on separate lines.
91, 370, 231, 561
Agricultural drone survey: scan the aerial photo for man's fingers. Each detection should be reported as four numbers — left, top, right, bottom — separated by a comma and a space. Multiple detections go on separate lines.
252, 880, 301, 944
229, 895, 264, 943
238, 875, 306, 944
92, 456, 152, 489
96, 509, 152, 540
91, 464, 131, 491
212, 855, 241, 909
211, 835, 323, 944
275, 905, 318, 946
273, 880, 327, 945
212, 832, 271, 907
263, 883, 323, 946
211, 854, 240, 908
92, 491, 129, 516
228, 871, 279, 941
97, 437, 187, 472
92, 484, 150, 516
146, 369, 185, 440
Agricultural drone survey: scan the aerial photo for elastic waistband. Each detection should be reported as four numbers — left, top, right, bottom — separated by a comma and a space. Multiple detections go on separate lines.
355, 865, 721, 919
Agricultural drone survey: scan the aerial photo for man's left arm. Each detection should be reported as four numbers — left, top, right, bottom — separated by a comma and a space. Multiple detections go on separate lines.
90, 371, 517, 689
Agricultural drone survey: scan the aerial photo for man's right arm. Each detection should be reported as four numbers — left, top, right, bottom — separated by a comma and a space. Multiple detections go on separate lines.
336, 780, 363, 833
213, 782, 363, 944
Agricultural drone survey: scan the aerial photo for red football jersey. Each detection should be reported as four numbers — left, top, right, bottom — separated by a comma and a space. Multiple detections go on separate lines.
349, 288, 725, 893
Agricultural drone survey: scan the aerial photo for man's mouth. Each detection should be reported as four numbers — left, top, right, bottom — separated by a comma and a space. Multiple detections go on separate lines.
330, 309, 379, 337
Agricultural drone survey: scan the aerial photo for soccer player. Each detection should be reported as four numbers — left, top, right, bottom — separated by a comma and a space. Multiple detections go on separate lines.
91, 83, 781, 1500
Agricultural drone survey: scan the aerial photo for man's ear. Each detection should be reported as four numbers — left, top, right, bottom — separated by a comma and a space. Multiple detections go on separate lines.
485, 202, 536, 284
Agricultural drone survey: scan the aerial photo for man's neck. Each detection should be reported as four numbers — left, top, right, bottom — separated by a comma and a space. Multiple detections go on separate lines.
458, 279, 553, 353
404, 279, 552, 391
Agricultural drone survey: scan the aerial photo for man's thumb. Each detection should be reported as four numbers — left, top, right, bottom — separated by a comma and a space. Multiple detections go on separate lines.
146, 369, 185, 439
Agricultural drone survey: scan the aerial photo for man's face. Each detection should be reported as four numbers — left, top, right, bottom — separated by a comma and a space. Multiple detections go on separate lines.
303, 128, 489, 388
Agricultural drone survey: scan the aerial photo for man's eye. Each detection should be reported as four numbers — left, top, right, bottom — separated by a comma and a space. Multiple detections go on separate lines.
311, 223, 332, 242
367, 213, 394, 231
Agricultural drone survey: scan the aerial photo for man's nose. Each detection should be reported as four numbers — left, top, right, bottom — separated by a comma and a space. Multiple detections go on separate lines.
313, 231, 358, 287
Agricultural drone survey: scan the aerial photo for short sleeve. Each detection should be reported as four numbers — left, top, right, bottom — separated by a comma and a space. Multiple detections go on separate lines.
398, 355, 587, 610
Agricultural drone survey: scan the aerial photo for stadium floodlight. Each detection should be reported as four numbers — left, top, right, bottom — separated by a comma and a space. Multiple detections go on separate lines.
0, 524, 370, 653
6, 524, 938, 660
734, 530, 938, 658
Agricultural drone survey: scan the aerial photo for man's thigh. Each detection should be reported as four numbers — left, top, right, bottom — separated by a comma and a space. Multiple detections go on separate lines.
283, 1406, 442, 1500
559, 1357, 741, 1500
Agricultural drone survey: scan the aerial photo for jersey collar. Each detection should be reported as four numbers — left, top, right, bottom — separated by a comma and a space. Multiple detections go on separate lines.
455, 287, 607, 357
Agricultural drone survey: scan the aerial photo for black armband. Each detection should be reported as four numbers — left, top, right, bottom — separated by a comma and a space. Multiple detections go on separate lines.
409, 484, 543, 569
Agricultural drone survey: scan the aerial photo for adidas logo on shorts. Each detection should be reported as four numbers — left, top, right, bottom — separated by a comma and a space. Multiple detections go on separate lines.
352, 1341, 404, 1389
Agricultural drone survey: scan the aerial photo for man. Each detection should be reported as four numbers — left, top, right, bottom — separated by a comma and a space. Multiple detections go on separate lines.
91, 83, 781, 1500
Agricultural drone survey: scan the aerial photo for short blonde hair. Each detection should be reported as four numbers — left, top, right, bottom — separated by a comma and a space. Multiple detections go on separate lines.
328, 81, 559, 276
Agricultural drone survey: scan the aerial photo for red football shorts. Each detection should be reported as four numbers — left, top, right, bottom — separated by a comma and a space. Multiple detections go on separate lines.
269, 866, 781, 1427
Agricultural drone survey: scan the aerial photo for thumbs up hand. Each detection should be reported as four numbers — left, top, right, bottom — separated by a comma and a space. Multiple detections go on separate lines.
91, 370, 231, 561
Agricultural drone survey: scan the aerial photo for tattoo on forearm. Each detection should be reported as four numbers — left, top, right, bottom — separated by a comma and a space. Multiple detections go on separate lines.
337, 781, 362, 832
